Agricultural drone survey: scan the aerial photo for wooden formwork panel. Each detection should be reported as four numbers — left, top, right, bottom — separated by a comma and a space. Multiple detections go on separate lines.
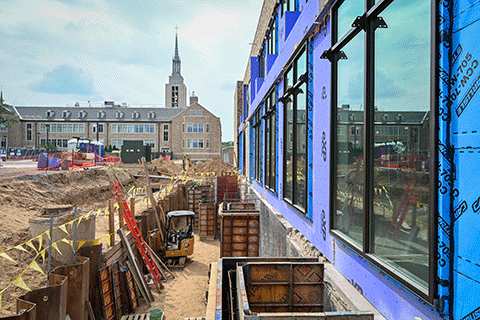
199, 202, 216, 239
244, 262, 324, 313
216, 176, 238, 202
112, 261, 130, 319
124, 267, 138, 312
227, 202, 256, 211
220, 212, 259, 258
99, 266, 116, 320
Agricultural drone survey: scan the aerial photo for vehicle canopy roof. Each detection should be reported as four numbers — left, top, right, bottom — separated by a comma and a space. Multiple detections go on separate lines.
167, 210, 195, 218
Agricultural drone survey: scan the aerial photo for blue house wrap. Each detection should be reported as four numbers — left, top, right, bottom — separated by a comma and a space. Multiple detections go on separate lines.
237, 0, 480, 319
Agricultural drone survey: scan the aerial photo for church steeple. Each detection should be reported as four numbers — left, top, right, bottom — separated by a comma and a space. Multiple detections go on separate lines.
169, 28, 184, 85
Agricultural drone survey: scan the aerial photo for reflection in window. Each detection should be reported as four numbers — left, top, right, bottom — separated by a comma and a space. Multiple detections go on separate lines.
265, 90, 276, 192
254, 107, 262, 183
334, 35, 365, 246
372, 0, 431, 288
332, 0, 432, 291
336, 0, 364, 40
283, 48, 307, 212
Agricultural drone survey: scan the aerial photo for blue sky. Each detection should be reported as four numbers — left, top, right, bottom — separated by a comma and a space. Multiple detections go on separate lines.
0, 0, 263, 141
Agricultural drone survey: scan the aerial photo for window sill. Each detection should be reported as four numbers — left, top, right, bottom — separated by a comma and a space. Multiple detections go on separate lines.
330, 229, 431, 304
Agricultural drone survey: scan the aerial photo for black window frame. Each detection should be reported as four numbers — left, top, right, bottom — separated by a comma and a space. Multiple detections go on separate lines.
264, 88, 277, 193
327, 0, 438, 304
163, 124, 169, 142
253, 107, 262, 183
258, 48, 265, 79
281, 45, 308, 214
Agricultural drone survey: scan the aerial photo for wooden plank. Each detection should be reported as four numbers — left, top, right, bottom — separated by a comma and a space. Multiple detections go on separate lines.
140, 157, 165, 243
205, 262, 217, 320
125, 260, 151, 309
145, 242, 175, 279
118, 228, 154, 303
109, 200, 115, 247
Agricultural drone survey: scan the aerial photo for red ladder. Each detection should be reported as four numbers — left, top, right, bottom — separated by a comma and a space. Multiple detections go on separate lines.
112, 181, 163, 290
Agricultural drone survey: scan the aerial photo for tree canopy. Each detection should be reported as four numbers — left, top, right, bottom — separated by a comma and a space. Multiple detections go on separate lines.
0, 92, 18, 127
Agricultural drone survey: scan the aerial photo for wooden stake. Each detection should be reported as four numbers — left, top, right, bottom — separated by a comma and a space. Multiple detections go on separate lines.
108, 199, 115, 246
130, 197, 135, 217
118, 228, 156, 300
145, 242, 175, 279
118, 199, 124, 229
140, 157, 165, 243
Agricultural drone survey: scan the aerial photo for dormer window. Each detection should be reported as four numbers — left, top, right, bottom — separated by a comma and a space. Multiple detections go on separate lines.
97, 111, 106, 118
132, 111, 140, 119
116, 111, 124, 119
46, 110, 55, 118
382, 114, 389, 122
148, 111, 156, 119
395, 114, 403, 122
78, 110, 87, 118
62, 110, 71, 118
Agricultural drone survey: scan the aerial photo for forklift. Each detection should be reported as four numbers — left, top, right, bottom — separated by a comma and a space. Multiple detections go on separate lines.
149, 210, 195, 267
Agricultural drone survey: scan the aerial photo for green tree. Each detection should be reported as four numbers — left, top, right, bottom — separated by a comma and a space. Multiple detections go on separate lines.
221, 141, 234, 148
0, 92, 18, 127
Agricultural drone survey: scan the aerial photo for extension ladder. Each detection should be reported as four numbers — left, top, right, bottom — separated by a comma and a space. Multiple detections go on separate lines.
112, 181, 163, 290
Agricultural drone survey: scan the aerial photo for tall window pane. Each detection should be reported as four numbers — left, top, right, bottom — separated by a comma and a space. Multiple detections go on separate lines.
284, 99, 294, 202
336, 1, 364, 40
295, 83, 307, 210
334, 34, 365, 246
372, 0, 431, 288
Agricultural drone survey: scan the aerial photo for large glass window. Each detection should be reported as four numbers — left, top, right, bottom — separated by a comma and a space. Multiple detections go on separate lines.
331, 0, 433, 296
335, 34, 365, 246
265, 89, 277, 192
372, 0, 431, 289
26, 123, 32, 141
282, 48, 307, 212
163, 124, 169, 142
187, 139, 204, 149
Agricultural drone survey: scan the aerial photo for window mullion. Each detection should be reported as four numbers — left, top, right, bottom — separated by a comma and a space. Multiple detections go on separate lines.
363, 0, 375, 254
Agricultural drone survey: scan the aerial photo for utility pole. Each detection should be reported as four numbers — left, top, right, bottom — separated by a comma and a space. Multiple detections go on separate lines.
45, 124, 50, 171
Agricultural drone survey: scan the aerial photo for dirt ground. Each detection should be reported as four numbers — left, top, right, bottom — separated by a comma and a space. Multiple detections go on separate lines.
136, 235, 220, 320
0, 161, 220, 319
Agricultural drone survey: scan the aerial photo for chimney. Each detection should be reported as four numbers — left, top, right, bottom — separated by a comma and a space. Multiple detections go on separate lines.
190, 91, 198, 105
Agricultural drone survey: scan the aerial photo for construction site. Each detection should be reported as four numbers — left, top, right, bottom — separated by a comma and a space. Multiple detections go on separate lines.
0, 155, 379, 320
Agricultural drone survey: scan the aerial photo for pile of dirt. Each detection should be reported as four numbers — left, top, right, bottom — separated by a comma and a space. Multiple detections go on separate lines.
0, 167, 134, 240
152, 158, 180, 175
188, 156, 236, 174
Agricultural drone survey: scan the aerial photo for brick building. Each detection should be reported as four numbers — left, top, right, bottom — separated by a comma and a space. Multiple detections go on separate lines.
1, 33, 221, 161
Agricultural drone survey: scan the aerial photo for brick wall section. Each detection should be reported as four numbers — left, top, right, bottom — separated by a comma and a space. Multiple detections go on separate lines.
171, 102, 222, 161
233, 81, 243, 159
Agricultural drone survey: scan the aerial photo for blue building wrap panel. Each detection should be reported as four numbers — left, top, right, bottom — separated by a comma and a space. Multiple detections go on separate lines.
261, 104, 264, 185
439, 1, 480, 319
312, 17, 333, 262
334, 240, 442, 320
249, 120, 254, 182
307, 37, 314, 221
239, 131, 243, 175
276, 84, 280, 193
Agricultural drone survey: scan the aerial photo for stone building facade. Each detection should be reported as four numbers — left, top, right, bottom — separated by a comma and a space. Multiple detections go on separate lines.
2, 32, 222, 161
171, 101, 221, 161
